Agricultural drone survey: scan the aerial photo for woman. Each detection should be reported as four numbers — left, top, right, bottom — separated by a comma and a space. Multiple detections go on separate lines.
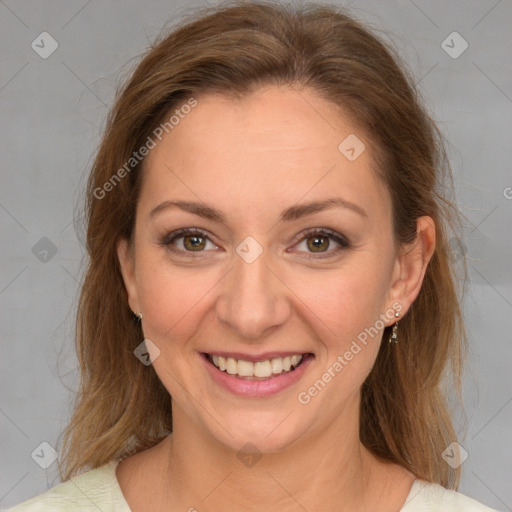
7, 1, 499, 511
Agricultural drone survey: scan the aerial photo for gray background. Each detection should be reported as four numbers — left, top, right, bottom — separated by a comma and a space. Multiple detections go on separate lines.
0, 0, 511, 509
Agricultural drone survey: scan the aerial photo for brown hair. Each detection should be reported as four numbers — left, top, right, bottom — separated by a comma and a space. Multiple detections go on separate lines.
58, 0, 467, 488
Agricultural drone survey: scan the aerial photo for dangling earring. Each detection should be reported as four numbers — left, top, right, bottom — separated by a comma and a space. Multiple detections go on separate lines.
389, 311, 399, 344
134, 311, 143, 322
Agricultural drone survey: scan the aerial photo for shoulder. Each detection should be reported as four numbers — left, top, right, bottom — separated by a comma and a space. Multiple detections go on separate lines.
401, 479, 500, 512
2, 461, 130, 512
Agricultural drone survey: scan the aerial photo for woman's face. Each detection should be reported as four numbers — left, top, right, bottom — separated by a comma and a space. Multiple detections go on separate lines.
118, 85, 418, 452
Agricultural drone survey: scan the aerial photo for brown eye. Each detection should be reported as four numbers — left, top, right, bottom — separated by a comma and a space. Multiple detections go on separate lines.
306, 235, 330, 252
161, 228, 217, 256
294, 228, 349, 259
183, 234, 207, 251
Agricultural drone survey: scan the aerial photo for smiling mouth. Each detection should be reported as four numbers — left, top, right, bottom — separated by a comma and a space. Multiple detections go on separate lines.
204, 353, 313, 380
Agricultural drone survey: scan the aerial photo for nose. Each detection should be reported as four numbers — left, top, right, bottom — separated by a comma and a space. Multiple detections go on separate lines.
215, 246, 291, 341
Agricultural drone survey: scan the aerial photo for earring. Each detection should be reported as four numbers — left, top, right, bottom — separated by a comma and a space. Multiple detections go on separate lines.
389, 311, 399, 344
134, 311, 142, 322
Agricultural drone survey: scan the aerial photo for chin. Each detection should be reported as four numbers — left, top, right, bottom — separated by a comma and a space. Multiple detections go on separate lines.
204, 407, 312, 455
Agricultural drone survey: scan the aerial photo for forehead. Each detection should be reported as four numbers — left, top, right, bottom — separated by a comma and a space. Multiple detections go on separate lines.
152, 86, 361, 161
140, 85, 390, 224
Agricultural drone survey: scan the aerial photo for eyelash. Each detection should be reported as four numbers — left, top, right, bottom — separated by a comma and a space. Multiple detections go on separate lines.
159, 227, 350, 260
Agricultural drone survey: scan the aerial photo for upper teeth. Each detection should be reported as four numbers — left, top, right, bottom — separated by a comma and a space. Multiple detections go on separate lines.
211, 354, 303, 378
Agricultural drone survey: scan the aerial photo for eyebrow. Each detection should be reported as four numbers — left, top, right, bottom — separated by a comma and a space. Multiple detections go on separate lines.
149, 197, 368, 223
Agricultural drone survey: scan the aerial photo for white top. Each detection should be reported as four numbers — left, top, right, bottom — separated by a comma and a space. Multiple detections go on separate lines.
3, 460, 499, 511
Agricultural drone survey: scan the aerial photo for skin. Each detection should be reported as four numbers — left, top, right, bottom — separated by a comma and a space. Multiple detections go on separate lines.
116, 84, 436, 511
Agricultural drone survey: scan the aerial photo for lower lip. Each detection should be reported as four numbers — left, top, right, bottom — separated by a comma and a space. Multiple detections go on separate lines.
201, 354, 314, 398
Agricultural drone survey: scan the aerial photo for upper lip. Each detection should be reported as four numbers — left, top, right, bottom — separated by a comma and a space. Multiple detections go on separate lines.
203, 351, 312, 362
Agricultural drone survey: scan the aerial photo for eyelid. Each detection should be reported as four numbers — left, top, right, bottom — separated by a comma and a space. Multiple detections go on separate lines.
159, 227, 219, 258
160, 227, 213, 246
289, 227, 350, 259
292, 227, 349, 246
160, 227, 350, 258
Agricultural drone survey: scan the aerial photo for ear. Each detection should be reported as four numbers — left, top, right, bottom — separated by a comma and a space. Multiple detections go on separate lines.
116, 237, 140, 315
386, 216, 436, 320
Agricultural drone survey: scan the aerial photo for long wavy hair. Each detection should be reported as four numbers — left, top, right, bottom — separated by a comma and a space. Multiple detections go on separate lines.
57, 0, 467, 488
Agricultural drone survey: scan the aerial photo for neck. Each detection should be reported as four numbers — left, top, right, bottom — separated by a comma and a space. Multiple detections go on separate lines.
159, 396, 384, 511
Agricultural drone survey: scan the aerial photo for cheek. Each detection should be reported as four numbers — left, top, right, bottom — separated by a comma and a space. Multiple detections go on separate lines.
138, 267, 205, 342
295, 263, 389, 341
135, 248, 229, 350
288, 258, 392, 391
